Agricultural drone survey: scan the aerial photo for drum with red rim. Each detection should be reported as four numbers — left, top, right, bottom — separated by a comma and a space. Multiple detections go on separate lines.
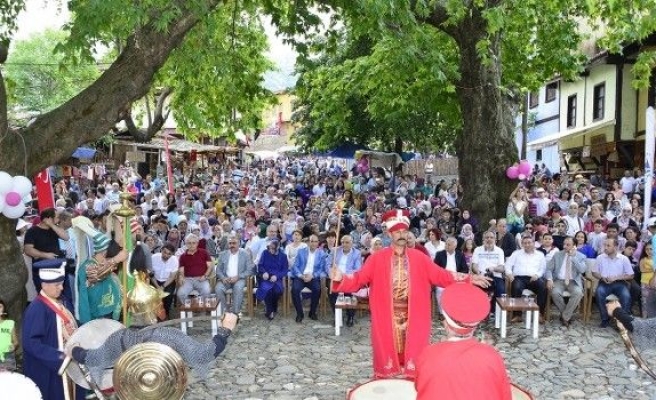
346, 379, 534, 400
347, 379, 416, 400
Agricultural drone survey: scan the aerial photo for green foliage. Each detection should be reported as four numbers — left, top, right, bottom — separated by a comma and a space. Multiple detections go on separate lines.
293, 24, 461, 153
2, 28, 101, 115
0, 0, 24, 46
158, 4, 275, 139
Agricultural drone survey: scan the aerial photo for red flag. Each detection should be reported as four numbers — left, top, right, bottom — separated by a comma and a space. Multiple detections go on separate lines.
35, 168, 55, 211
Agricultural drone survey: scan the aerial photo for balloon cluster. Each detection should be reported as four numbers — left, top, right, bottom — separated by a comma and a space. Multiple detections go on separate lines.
354, 151, 369, 175
506, 160, 532, 181
0, 171, 32, 219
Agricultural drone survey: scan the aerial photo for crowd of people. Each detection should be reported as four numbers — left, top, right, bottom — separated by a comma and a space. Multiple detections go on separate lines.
3, 154, 656, 398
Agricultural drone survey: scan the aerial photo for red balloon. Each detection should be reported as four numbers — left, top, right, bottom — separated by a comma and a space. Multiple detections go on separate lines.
506, 166, 519, 179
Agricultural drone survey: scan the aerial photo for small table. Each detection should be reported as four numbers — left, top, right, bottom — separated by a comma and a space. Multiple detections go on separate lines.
494, 297, 540, 339
179, 302, 221, 336
335, 300, 369, 336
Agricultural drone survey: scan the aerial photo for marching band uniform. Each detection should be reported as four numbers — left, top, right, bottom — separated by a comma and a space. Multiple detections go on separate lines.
332, 209, 466, 379
22, 262, 85, 400
415, 284, 512, 400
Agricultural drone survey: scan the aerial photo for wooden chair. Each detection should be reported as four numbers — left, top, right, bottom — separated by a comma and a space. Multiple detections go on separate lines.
246, 275, 288, 317
545, 280, 592, 323
285, 277, 329, 318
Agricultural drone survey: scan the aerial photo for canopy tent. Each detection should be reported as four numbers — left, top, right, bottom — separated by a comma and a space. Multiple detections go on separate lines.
327, 143, 371, 159
355, 150, 404, 169
245, 150, 280, 160
278, 145, 300, 153
71, 147, 97, 159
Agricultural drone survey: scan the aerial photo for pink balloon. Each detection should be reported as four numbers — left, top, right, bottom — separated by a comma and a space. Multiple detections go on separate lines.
506, 166, 519, 179
518, 174, 526, 181
5, 191, 21, 207
518, 160, 532, 176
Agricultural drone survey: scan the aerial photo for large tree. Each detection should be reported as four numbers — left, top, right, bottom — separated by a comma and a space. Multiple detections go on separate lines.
293, 26, 461, 153
292, 1, 592, 222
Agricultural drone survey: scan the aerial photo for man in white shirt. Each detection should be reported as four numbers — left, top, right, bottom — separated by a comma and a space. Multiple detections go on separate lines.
290, 234, 327, 323
530, 188, 551, 217
215, 235, 254, 316
472, 231, 506, 310
505, 235, 547, 323
619, 170, 635, 196
151, 244, 179, 319
563, 203, 584, 237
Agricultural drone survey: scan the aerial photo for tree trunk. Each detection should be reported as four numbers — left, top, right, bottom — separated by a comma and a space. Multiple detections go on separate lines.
0, 217, 27, 325
0, 1, 222, 324
521, 93, 528, 159
446, 10, 518, 225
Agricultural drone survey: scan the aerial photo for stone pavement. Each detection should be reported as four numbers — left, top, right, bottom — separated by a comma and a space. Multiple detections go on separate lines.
181, 310, 656, 400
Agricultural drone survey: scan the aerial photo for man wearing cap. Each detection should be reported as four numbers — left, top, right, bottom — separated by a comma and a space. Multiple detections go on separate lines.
22, 261, 86, 400
414, 284, 512, 399
530, 187, 551, 217
76, 227, 124, 324
330, 209, 490, 379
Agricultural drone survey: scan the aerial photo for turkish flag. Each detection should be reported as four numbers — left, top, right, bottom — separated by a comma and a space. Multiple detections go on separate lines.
34, 168, 55, 211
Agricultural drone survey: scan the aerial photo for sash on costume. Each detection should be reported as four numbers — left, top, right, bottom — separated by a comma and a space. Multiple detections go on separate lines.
37, 294, 78, 400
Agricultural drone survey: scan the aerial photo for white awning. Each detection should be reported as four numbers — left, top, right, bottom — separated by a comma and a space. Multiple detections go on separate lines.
527, 119, 615, 150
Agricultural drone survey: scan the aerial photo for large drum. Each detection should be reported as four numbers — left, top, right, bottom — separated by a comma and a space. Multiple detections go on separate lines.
346, 380, 534, 400
347, 379, 416, 400
511, 383, 535, 400
0, 371, 42, 399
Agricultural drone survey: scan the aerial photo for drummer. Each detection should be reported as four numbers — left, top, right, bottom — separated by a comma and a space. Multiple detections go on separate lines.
22, 261, 86, 400
414, 283, 512, 400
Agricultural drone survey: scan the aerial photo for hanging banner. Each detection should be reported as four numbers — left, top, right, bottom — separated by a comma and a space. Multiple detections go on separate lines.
34, 168, 55, 211
164, 135, 174, 194
644, 107, 655, 229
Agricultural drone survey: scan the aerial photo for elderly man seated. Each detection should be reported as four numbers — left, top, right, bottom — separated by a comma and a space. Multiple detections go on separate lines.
546, 237, 587, 327
177, 234, 213, 304
505, 234, 547, 323
215, 235, 253, 317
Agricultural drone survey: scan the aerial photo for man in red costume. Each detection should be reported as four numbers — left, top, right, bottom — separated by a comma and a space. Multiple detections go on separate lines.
415, 283, 512, 400
330, 209, 490, 379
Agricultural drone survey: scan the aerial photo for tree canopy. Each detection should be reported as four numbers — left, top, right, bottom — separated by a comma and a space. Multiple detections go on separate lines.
3, 29, 101, 118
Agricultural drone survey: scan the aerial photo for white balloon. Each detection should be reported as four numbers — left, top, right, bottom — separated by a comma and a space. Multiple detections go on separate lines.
12, 176, 33, 196
0, 172, 12, 194
3, 204, 26, 219
0, 195, 5, 213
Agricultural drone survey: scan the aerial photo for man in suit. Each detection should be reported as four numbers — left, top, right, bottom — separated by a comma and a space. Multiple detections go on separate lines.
215, 235, 254, 316
434, 237, 468, 274
434, 237, 469, 312
329, 234, 362, 326
290, 234, 327, 323
546, 236, 587, 327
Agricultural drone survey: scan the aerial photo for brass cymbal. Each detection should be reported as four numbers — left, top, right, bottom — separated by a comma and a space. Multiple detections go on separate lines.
113, 343, 187, 400
64, 319, 125, 390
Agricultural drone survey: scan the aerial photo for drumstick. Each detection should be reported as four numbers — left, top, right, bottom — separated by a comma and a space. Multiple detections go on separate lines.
58, 355, 72, 376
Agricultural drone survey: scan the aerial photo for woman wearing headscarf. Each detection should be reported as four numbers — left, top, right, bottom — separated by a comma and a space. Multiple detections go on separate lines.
256, 240, 288, 320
